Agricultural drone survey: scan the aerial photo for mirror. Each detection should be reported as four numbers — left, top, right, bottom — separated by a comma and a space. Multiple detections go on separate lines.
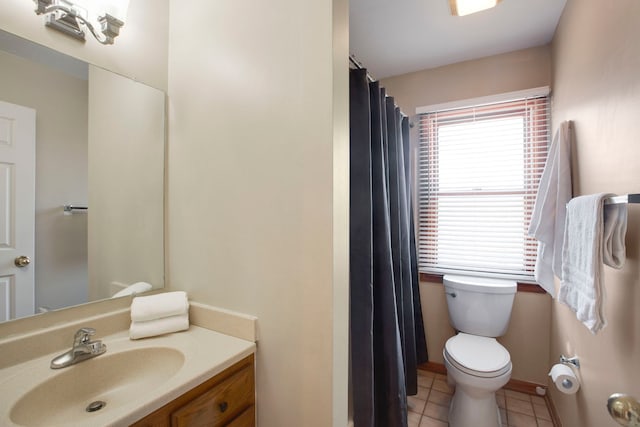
0, 29, 164, 323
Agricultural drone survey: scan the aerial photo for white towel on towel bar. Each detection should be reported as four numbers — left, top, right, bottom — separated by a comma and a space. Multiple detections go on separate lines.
603, 201, 628, 269
559, 193, 627, 334
527, 121, 572, 297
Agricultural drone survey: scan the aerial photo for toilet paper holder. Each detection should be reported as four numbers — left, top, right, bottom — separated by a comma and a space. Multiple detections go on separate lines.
560, 355, 580, 369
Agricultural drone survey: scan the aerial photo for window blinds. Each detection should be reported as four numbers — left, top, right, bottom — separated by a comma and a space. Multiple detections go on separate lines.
417, 95, 550, 281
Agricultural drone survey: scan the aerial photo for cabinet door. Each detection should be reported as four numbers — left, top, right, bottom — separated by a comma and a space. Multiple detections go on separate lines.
171, 365, 255, 426
226, 406, 255, 427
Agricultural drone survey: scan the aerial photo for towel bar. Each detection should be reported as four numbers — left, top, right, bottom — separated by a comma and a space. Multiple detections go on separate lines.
63, 204, 88, 214
604, 194, 640, 205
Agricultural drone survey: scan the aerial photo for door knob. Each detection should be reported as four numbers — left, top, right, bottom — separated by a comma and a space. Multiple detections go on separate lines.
14, 256, 30, 267
607, 393, 640, 426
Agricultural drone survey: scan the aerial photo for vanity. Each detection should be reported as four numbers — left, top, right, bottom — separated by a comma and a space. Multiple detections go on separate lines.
0, 301, 257, 427
132, 354, 254, 426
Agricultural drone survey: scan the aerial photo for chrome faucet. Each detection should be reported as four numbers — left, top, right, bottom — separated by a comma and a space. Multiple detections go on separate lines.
50, 327, 107, 369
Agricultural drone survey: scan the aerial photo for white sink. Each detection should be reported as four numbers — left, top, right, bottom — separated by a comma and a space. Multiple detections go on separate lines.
10, 347, 184, 427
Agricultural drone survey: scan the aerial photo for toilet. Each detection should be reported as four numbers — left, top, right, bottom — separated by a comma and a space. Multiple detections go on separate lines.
442, 274, 517, 427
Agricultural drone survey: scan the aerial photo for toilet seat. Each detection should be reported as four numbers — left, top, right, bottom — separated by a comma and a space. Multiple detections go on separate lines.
444, 333, 511, 378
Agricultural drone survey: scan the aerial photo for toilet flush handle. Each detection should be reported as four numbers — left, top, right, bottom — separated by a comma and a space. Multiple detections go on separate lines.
445, 291, 457, 298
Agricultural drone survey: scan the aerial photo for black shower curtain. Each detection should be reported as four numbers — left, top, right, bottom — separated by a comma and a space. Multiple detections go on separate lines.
349, 68, 428, 427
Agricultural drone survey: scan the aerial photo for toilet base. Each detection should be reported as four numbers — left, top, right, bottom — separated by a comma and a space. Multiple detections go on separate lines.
448, 386, 502, 427
444, 354, 511, 427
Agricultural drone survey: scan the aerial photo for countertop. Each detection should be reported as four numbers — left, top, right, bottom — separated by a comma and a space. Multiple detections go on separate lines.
0, 302, 257, 427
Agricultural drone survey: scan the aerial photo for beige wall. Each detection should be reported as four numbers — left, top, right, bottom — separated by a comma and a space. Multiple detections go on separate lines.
381, 48, 554, 385
381, 45, 551, 114
87, 66, 165, 301
166, 0, 349, 426
502, 291, 551, 384
0, 0, 168, 91
0, 49, 88, 311
550, 1, 640, 426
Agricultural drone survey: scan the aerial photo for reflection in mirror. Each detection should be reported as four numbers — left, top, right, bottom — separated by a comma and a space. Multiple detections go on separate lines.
0, 29, 164, 324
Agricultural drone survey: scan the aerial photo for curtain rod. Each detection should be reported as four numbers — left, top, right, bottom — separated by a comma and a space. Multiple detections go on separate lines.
349, 55, 375, 83
349, 55, 410, 121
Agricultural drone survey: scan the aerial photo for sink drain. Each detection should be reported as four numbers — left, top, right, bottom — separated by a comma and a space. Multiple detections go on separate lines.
86, 401, 107, 412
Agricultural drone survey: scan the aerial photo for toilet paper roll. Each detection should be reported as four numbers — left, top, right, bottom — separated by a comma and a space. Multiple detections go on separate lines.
549, 364, 580, 394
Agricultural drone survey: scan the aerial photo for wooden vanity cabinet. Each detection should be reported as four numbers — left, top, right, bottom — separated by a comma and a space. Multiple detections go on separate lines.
132, 354, 255, 427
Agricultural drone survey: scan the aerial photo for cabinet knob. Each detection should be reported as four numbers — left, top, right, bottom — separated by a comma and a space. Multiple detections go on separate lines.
219, 401, 228, 413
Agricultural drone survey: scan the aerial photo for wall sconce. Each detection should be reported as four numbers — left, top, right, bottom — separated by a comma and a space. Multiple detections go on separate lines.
33, 0, 130, 45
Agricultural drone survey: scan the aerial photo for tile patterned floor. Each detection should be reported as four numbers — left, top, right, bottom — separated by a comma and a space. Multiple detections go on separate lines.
408, 370, 556, 427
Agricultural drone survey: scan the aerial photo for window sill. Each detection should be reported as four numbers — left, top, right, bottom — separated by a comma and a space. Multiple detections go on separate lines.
419, 272, 547, 294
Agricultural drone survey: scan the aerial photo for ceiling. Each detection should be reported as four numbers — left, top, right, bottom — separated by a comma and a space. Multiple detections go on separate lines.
349, 0, 567, 79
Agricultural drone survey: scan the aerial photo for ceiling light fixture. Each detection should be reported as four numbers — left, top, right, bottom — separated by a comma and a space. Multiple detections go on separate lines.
33, 0, 129, 45
449, 0, 503, 16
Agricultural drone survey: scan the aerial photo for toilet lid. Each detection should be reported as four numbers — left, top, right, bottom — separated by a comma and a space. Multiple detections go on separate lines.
444, 333, 511, 378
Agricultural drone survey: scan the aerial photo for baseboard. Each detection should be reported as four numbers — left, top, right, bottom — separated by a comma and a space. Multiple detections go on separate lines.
419, 361, 447, 375
545, 393, 563, 427
505, 378, 544, 395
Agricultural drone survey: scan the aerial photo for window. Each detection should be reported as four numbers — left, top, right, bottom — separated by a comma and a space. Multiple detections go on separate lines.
417, 92, 549, 281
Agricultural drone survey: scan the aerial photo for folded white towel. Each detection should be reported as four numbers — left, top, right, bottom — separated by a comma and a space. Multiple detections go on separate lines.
130, 291, 189, 322
129, 313, 190, 340
527, 121, 572, 297
559, 193, 627, 333
112, 281, 153, 298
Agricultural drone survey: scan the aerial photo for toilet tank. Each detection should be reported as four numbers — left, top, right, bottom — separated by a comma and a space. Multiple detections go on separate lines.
443, 275, 517, 337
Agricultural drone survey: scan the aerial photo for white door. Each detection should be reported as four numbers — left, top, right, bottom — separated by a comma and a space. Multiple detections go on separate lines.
0, 100, 35, 321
